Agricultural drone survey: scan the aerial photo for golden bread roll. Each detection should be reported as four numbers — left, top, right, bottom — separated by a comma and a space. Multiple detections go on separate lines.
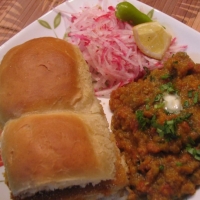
1, 111, 119, 198
0, 37, 101, 125
0, 37, 128, 200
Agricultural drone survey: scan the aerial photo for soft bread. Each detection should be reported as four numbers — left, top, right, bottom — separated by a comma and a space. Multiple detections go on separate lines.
1, 111, 118, 198
0, 37, 101, 125
0, 37, 128, 199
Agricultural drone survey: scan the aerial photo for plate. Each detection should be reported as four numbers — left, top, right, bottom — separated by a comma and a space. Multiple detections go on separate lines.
0, 0, 200, 199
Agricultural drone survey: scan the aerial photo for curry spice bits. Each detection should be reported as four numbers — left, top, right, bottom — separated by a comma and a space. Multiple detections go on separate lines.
110, 52, 200, 200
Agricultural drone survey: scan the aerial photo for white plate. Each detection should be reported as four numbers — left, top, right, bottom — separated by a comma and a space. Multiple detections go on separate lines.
0, 0, 200, 199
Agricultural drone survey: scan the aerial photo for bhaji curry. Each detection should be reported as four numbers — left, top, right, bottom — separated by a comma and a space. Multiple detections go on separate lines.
110, 52, 200, 200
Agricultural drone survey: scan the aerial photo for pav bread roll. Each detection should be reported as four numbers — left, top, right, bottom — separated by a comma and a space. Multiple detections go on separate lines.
0, 37, 128, 200
1, 111, 124, 199
0, 37, 101, 125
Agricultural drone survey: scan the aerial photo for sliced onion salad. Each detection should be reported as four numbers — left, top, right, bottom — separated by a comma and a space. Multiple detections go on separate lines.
58, 2, 187, 97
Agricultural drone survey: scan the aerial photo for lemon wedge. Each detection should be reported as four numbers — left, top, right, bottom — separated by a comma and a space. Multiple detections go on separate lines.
132, 21, 172, 60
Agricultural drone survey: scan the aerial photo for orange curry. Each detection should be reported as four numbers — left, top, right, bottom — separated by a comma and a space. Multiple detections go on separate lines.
110, 52, 200, 200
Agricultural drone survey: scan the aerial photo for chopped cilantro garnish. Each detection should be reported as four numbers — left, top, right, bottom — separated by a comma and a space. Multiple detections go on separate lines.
145, 104, 150, 110
160, 82, 176, 93
135, 109, 192, 141
161, 74, 171, 80
186, 146, 200, 161
159, 165, 164, 171
176, 162, 183, 166
176, 113, 193, 123
183, 100, 189, 108
153, 113, 192, 141
135, 110, 151, 130
188, 90, 193, 98
154, 94, 162, 102
186, 90, 199, 105
154, 102, 164, 109
193, 92, 199, 104
155, 119, 178, 141
187, 137, 195, 146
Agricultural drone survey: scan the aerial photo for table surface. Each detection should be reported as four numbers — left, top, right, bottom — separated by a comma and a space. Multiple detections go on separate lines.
0, 0, 200, 46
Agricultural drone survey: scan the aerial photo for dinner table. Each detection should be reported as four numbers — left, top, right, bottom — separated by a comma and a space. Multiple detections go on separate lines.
0, 0, 199, 46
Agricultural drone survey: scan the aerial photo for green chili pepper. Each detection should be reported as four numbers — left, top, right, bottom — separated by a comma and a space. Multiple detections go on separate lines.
115, 1, 152, 25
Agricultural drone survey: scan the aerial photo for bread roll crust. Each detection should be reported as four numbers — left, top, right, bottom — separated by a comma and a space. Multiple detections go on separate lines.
0, 37, 100, 124
1, 111, 117, 197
